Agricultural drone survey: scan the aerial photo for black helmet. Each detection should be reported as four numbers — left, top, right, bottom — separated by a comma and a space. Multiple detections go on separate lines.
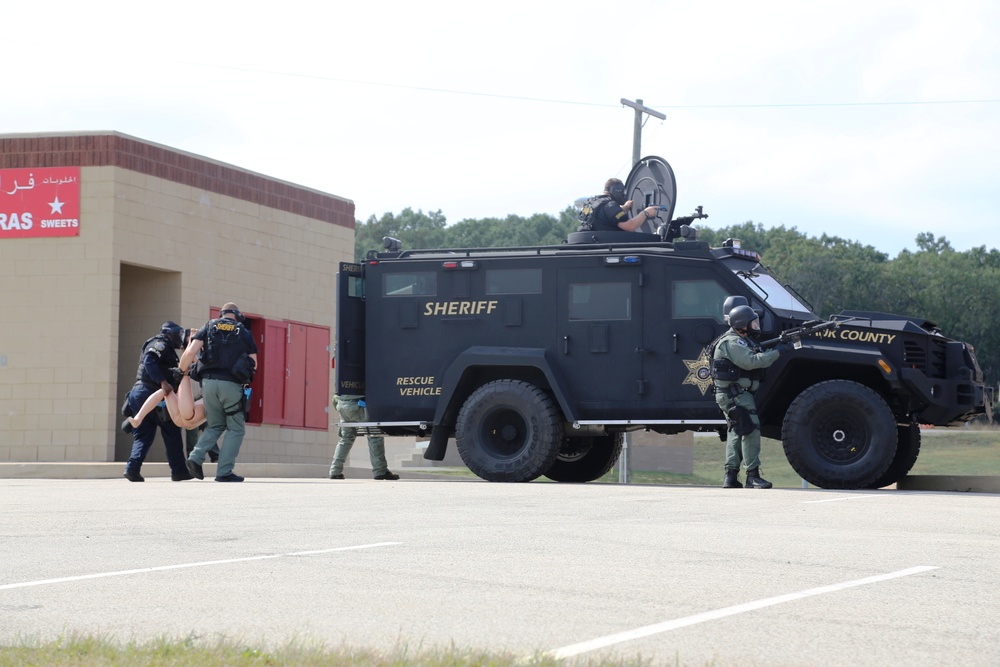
728, 305, 757, 331
160, 321, 184, 349
723, 296, 749, 323
605, 178, 626, 205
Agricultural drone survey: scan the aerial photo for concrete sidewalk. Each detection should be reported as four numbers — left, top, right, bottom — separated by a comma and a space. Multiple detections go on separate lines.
0, 462, 997, 492
0, 462, 460, 481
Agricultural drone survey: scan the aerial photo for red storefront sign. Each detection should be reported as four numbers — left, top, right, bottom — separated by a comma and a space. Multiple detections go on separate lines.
0, 167, 80, 239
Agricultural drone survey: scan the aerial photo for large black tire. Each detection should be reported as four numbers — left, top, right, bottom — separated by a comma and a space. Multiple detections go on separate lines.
866, 423, 921, 489
455, 380, 563, 482
544, 433, 623, 483
781, 380, 897, 489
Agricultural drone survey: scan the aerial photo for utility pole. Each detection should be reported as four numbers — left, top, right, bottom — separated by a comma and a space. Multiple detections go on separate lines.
621, 98, 666, 167
617, 97, 665, 486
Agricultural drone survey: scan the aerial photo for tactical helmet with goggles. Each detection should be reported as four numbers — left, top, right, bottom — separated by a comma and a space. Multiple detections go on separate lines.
723, 295, 749, 324
727, 305, 758, 332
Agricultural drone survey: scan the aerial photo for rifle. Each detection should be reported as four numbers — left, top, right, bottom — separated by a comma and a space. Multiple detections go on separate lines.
760, 319, 841, 349
658, 205, 708, 241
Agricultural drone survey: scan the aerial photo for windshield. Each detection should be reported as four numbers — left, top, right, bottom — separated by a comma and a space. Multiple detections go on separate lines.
734, 267, 813, 314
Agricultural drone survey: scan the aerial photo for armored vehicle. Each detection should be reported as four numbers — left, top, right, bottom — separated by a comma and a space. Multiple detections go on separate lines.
335, 156, 993, 489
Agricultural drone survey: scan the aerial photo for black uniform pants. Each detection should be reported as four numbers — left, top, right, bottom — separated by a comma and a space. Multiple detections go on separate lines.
124, 384, 186, 475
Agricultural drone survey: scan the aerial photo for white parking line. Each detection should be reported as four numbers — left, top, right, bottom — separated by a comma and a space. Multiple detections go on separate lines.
0, 542, 402, 591
803, 494, 884, 503
547, 566, 938, 659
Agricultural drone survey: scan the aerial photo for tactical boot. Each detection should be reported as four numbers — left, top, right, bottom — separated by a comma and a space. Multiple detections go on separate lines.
723, 468, 741, 488
745, 468, 773, 489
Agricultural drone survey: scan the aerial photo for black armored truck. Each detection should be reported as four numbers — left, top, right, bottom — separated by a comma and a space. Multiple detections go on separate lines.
335, 156, 993, 489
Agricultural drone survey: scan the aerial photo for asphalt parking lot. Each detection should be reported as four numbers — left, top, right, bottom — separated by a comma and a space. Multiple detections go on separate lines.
1, 477, 998, 666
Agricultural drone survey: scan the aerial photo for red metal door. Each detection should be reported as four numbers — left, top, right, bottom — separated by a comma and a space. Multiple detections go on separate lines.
262, 320, 288, 424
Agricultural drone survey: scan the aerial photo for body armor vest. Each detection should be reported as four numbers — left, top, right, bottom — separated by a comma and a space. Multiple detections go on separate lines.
577, 195, 614, 231
201, 318, 246, 373
134, 335, 179, 389
710, 332, 766, 384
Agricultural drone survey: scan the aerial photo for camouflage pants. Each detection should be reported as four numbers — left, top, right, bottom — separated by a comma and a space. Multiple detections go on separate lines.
715, 389, 762, 471
329, 396, 388, 477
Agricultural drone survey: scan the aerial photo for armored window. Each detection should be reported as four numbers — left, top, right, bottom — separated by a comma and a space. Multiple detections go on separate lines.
569, 282, 631, 320
384, 272, 437, 297
673, 280, 729, 322
735, 271, 813, 313
486, 268, 542, 295
346, 275, 364, 298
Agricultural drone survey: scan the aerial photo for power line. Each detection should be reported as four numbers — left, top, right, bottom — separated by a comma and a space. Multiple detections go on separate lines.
658, 99, 1000, 108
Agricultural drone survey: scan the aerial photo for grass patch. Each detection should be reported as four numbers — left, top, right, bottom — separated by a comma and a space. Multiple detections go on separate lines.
598, 428, 1000, 487
429, 428, 1000, 488
0, 635, 655, 667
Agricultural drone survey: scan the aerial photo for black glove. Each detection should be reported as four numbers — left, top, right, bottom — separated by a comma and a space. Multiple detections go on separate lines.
775, 342, 793, 354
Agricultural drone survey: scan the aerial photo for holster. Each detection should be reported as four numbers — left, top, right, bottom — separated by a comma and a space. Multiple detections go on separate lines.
224, 386, 252, 419
155, 402, 171, 425
726, 405, 758, 436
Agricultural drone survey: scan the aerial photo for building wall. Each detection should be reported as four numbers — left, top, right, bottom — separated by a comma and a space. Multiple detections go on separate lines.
0, 132, 355, 465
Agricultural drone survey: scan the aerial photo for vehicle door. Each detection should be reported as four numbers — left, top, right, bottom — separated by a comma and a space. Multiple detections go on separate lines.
334, 262, 366, 396
660, 270, 732, 417
556, 262, 645, 419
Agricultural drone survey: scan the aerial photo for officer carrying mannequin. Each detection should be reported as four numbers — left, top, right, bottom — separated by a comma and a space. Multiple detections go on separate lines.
711, 304, 789, 489
577, 178, 660, 233
182, 303, 258, 483
121, 321, 192, 482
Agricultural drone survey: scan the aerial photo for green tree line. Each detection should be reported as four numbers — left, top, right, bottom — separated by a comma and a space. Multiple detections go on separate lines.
354, 209, 999, 386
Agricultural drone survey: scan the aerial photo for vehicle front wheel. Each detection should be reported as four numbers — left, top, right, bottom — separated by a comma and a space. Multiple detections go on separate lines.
455, 380, 563, 482
782, 380, 897, 489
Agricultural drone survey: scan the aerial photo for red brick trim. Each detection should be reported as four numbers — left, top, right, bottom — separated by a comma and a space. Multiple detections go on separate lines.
0, 132, 354, 228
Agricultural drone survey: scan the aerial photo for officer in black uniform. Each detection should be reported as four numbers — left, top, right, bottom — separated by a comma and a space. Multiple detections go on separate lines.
578, 178, 660, 233
183, 302, 258, 483
121, 321, 192, 482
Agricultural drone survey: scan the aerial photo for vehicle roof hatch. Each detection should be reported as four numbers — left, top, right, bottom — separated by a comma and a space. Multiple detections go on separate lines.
625, 155, 677, 234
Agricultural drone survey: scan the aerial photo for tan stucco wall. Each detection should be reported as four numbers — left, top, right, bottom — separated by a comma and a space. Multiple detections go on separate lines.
1, 166, 118, 461
1, 157, 354, 465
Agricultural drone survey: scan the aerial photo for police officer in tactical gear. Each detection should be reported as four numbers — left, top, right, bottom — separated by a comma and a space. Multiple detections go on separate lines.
578, 178, 660, 233
182, 303, 258, 482
328, 395, 399, 480
712, 304, 787, 489
121, 321, 192, 482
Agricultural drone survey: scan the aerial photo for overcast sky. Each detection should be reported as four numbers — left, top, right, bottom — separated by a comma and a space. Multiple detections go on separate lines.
4, 0, 997, 256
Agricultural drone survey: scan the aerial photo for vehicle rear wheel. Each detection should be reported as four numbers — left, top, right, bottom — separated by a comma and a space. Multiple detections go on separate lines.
781, 380, 897, 489
455, 380, 563, 482
544, 433, 623, 483
866, 423, 921, 489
